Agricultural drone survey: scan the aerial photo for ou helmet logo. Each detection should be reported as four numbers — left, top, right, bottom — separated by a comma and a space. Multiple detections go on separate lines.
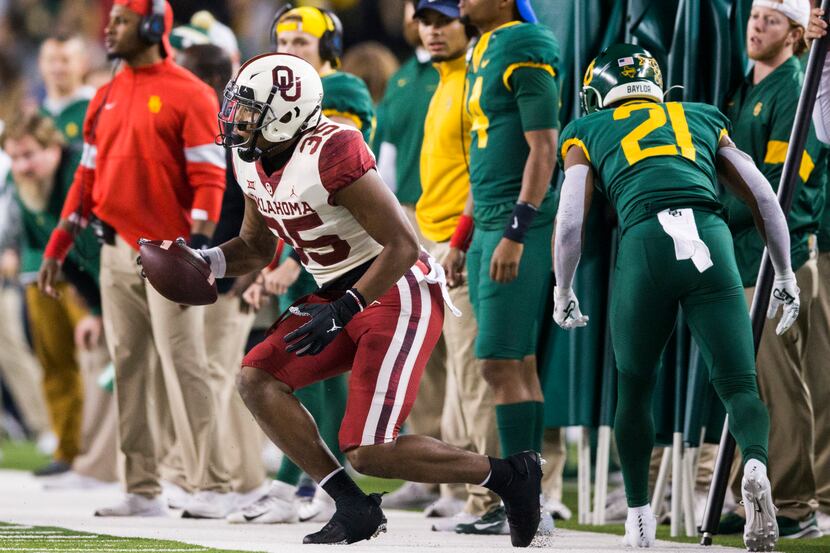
273, 66, 302, 101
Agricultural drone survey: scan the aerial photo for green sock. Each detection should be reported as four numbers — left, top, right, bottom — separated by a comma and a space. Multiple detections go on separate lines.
532, 401, 544, 454
496, 401, 538, 457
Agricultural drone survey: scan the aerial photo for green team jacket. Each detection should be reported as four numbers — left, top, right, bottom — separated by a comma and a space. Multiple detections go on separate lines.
373, 52, 439, 205
723, 56, 827, 285
12, 149, 100, 285
321, 70, 375, 144
465, 21, 561, 228
559, 100, 730, 230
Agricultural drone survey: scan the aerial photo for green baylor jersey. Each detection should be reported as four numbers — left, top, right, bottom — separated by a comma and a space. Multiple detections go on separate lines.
724, 56, 827, 284
465, 21, 560, 228
559, 101, 730, 230
321, 71, 376, 143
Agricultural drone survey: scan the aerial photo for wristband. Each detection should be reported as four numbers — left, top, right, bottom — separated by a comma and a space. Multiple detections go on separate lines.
345, 288, 366, 312
502, 202, 538, 243
449, 214, 474, 252
44, 227, 74, 262
200, 246, 227, 278
189, 233, 211, 250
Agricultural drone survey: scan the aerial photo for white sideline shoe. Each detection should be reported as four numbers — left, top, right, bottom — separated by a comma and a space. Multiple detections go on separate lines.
424, 496, 465, 518
161, 480, 191, 510
226, 480, 299, 524
430, 511, 477, 532
622, 505, 657, 547
42, 471, 115, 491
543, 497, 573, 521
182, 490, 237, 519
298, 489, 336, 522
95, 493, 169, 517
381, 481, 439, 510
742, 461, 778, 552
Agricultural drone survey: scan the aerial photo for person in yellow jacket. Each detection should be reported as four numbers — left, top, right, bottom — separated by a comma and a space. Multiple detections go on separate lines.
411, 0, 503, 535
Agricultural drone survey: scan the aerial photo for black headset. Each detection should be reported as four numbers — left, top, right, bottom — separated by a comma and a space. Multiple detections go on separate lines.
269, 3, 344, 67
139, 0, 167, 44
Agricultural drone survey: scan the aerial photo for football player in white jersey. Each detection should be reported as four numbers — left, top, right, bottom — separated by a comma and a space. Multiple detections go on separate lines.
201, 52, 543, 546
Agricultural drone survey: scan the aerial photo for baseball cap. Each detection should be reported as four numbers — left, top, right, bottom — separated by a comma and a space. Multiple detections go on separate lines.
752, 0, 811, 28
515, 0, 538, 23
277, 6, 332, 39
414, 0, 461, 20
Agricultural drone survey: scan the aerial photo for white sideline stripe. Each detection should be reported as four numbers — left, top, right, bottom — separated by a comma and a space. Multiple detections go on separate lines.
0, 535, 96, 539
185, 144, 226, 168
383, 278, 431, 442
360, 276, 411, 446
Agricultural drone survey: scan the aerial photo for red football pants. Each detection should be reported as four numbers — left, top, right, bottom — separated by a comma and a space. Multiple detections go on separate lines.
243, 269, 444, 451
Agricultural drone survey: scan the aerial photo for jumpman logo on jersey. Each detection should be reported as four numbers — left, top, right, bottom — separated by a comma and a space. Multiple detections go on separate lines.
327, 319, 342, 333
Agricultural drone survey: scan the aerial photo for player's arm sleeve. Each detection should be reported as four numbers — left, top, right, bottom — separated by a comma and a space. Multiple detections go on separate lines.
508, 65, 560, 132
60, 90, 105, 225
762, 92, 816, 188
812, 52, 830, 144
554, 163, 590, 289
717, 145, 792, 276
319, 129, 377, 205
183, 88, 226, 223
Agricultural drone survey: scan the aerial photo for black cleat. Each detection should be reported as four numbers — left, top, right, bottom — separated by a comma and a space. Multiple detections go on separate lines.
302, 492, 387, 545
495, 451, 543, 547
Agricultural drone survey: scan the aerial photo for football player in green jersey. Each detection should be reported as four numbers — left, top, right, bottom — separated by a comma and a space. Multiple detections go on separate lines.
553, 44, 799, 552
451, 3, 558, 533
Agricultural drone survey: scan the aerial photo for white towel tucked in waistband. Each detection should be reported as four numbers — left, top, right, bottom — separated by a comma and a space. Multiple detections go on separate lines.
413, 247, 462, 317
656, 208, 713, 273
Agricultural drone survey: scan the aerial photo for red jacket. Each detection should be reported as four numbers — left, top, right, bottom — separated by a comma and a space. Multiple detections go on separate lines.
61, 58, 225, 250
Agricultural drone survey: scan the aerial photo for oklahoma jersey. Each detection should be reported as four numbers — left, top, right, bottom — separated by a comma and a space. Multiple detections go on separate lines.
232, 117, 383, 285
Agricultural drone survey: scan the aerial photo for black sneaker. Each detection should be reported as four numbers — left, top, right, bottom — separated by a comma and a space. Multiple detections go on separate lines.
492, 451, 543, 547
302, 493, 387, 545
33, 460, 71, 477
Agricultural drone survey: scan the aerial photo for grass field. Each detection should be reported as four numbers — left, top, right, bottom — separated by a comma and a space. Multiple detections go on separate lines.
0, 522, 261, 552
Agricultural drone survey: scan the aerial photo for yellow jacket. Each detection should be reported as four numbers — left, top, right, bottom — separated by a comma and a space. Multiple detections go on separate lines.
416, 55, 471, 243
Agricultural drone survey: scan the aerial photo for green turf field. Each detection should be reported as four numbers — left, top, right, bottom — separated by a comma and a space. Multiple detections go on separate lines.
0, 522, 261, 553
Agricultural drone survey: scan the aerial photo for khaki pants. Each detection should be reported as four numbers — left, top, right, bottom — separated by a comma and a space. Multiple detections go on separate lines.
72, 345, 119, 482
805, 252, 830, 514
541, 428, 566, 502
0, 284, 48, 435
425, 238, 501, 515
101, 236, 229, 496
203, 293, 264, 493
159, 293, 264, 493
25, 282, 86, 463
730, 258, 819, 520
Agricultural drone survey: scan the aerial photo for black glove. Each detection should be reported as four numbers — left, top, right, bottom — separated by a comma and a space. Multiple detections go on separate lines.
284, 288, 366, 356
189, 233, 211, 250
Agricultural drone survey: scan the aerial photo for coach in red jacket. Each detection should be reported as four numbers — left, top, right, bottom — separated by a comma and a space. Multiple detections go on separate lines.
40, 0, 232, 518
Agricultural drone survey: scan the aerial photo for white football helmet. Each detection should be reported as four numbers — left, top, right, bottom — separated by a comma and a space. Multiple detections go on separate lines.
218, 52, 323, 160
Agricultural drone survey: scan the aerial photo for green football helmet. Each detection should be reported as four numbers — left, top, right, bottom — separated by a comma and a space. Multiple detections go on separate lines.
580, 43, 664, 114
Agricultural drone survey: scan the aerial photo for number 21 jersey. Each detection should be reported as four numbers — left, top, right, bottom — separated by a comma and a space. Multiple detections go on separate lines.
559, 101, 731, 230
232, 117, 383, 286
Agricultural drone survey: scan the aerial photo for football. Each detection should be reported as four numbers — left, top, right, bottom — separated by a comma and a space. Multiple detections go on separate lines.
137, 238, 218, 306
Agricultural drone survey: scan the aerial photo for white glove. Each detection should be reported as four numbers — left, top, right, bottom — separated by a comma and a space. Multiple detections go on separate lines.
768, 270, 800, 335
553, 286, 589, 329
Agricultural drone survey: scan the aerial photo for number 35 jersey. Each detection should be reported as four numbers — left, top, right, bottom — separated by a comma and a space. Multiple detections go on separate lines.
232, 117, 383, 286
559, 101, 731, 230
